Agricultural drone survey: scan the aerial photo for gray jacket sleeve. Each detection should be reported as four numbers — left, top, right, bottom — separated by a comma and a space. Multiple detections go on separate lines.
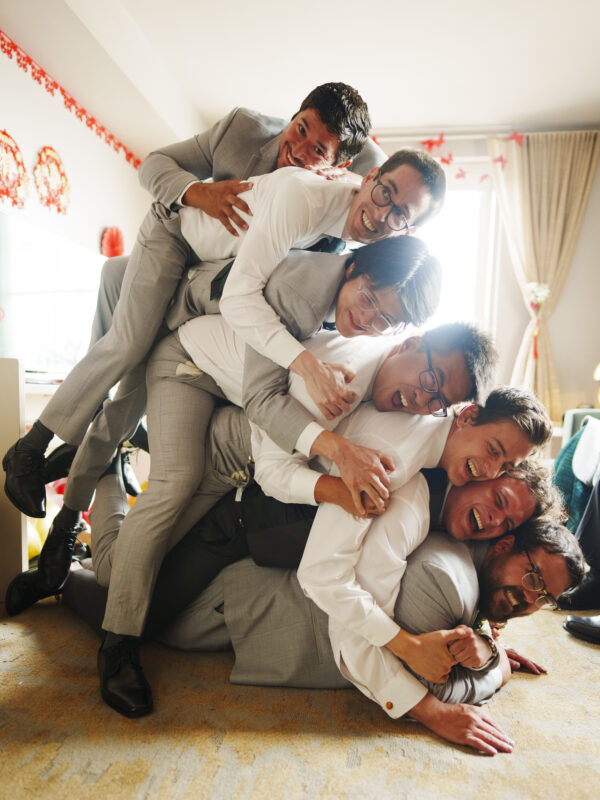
350, 136, 388, 176
137, 108, 241, 209
394, 542, 502, 707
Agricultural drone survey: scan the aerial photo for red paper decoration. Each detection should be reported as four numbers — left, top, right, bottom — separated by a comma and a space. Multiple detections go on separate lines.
420, 132, 445, 152
33, 146, 70, 214
507, 131, 524, 147
0, 28, 141, 169
101, 226, 125, 257
0, 130, 29, 208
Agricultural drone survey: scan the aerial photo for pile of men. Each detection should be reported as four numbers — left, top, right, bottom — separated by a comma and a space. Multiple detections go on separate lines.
3, 83, 589, 756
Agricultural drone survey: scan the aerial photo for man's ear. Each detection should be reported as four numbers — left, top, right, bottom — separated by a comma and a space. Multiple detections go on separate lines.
455, 404, 479, 428
336, 160, 352, 169
362, 167, 379, 186
345, 261, 355, 280
490, 534, 515, 554
401, 335, 423, 353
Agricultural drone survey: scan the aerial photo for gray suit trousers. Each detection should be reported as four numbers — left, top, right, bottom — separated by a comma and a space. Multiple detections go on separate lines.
98, 332, 249, 635
60, 254, 223, 510
39, 209, 193, 508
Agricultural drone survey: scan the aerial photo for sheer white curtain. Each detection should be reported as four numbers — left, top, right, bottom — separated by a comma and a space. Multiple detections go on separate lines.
487, 131, 600, 420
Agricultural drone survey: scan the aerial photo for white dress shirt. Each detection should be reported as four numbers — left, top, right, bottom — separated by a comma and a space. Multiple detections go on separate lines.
178, 315, 393, 495
295, 411, 453, 717
179, 167, 355, 370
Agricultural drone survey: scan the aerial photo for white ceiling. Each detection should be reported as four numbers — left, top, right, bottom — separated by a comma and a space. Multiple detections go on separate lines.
2, 0, 600, 160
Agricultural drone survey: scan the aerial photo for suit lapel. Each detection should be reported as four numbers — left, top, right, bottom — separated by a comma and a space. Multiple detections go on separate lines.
244, 134, 281, 178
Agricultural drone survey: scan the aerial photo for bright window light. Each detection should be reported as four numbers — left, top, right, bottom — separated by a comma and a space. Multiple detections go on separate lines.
417, 189, 490, 328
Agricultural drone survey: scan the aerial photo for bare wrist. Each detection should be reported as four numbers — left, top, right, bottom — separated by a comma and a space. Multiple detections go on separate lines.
182, 181, 204, 207
289, 349, 314, 378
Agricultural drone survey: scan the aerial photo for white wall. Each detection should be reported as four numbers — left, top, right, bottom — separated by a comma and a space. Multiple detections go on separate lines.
0, 51, 150, 371
0, 53, 148, 250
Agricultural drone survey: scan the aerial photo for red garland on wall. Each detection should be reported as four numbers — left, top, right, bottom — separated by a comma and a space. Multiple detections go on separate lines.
0, 28, 141, 170
0, 130, 29, 207
34, 146, 70, 214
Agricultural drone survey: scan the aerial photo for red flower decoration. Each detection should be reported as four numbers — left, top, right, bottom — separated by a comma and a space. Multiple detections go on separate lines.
101, 226, 125, 257
34, 146, 70, 214
0, 130, 29, 208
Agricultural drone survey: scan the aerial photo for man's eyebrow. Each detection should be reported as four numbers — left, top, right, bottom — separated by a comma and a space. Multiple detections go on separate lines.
300, 115, 310, 130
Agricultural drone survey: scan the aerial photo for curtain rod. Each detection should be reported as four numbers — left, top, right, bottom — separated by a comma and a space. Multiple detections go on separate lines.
374, 128, 599, 144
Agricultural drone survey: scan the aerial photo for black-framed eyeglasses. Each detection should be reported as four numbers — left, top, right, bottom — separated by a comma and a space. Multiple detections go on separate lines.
419, 343, 448, 417
371, 171, 413, 232
522, 550, 559, 610
354, 278, 406, 335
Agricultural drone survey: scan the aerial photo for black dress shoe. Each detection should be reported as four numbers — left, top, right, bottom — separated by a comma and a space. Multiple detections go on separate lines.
558, 569, 600, 611
5, 569, 59, 616
98, 637, 153, 717
3, 442, 46, 518
121, 450, 142, 497
38, 521, 81, 590
563, 614, 600, 645
43, 443, 77, 483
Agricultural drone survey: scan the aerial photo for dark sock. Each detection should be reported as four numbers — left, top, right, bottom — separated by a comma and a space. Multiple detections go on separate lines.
128, 423, 149, 453
53, 505, 82, 530
101, 631, 139, 650
19, 420, 54, 453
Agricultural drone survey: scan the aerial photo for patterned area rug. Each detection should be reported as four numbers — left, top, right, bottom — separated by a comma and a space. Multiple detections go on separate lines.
1, 598, 599, 800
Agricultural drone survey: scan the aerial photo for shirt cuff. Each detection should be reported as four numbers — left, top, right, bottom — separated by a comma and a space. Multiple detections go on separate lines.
377, 674, 429, 719
177, 180, 198, 207
289, 468, 320, 506
295, 421, 325, 457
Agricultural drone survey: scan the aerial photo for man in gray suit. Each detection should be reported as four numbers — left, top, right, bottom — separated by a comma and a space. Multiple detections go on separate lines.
3, 82, 384, 520
61, 513, 583, 754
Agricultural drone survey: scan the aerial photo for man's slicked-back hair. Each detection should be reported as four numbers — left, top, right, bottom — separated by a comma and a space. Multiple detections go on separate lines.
380, 149, 447, 225
296, 83, 371, 164
509, 518, 585, 590
473, 386, 553, 449
506, 459, 567, 523
421, 322, 498, 404
348, 237, 441, 327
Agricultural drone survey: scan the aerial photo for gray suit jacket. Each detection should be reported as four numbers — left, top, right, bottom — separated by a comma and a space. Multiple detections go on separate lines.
242, 250, 348, 452
167, 249, 349, 454
162, 535, 500, 706
138, 106, 387, 212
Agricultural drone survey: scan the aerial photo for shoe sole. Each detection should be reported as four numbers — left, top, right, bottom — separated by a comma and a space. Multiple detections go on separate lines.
100, 687, 153, 718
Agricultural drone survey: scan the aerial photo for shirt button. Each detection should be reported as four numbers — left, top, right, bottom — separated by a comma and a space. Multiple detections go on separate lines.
386, 701, 393, 710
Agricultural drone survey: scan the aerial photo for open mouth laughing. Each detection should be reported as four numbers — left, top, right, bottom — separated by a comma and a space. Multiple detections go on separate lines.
361, 210, 376, 233
282, 146, 302, 168
466, 458, 480, 478
470, 507, 483, 532
392, 390, 409, 409
504, 587, 526, 615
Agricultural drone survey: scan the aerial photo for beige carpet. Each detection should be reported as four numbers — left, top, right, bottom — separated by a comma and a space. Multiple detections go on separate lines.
1, 598, 599, 800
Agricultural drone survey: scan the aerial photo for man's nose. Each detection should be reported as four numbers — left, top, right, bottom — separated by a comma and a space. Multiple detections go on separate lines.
370, 203, 389, 224
487, 507, 504, 527
356, 305, 377, 330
